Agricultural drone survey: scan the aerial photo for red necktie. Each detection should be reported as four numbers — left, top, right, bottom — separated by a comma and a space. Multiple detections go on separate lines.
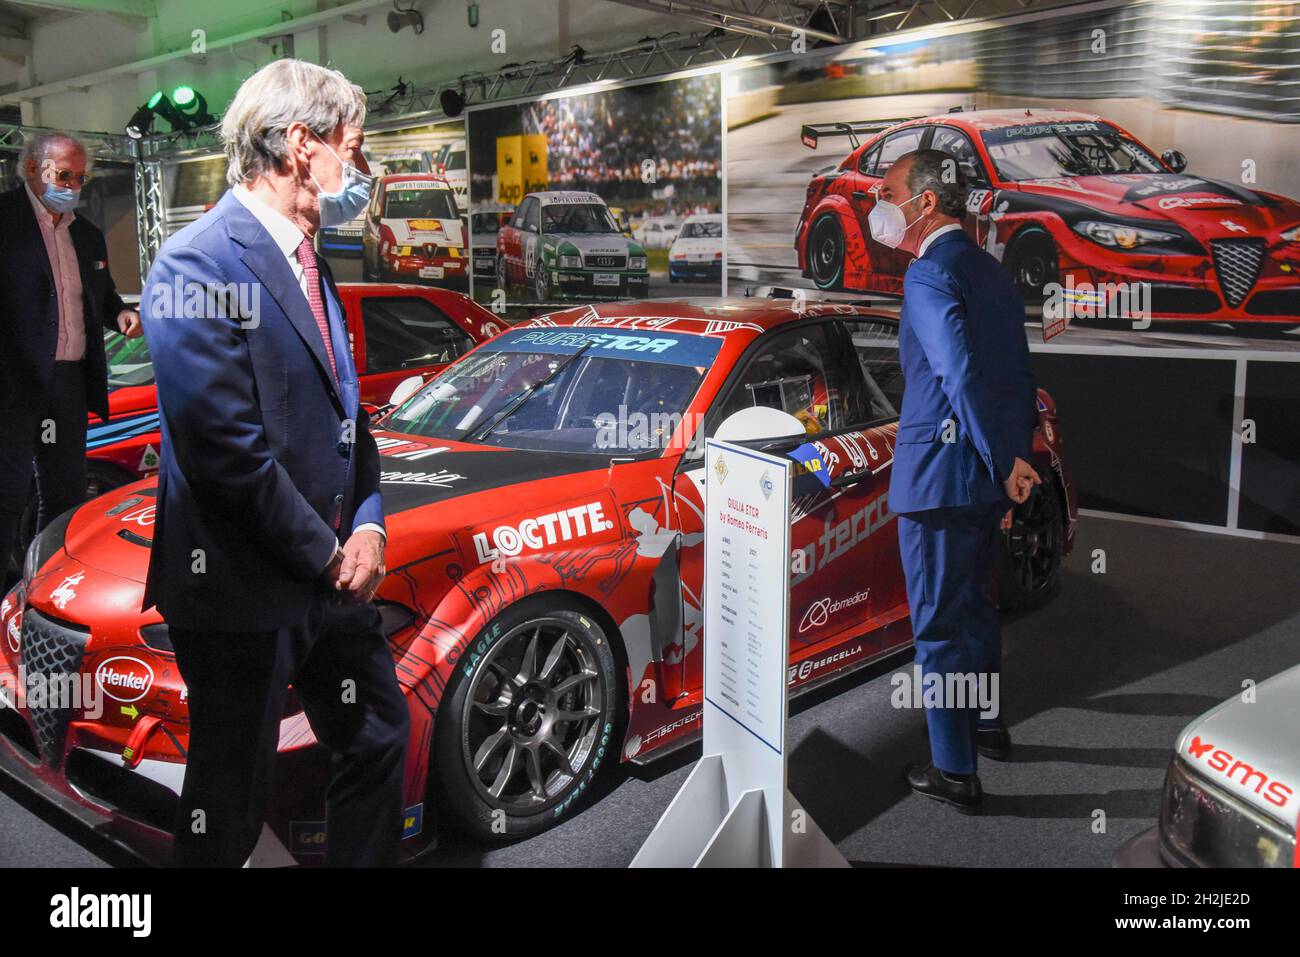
296, 236, 339, 384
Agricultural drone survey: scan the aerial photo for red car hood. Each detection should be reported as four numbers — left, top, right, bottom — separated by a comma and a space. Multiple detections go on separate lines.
61, 432, 622, 586
1016, 172, 1300, 237
105, 384, 158, 418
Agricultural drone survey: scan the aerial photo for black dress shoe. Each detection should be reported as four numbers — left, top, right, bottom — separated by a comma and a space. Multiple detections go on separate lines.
976, 722, 1011, 761
905, 763, 982, 814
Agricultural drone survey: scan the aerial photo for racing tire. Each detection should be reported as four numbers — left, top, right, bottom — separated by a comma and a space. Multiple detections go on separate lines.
495, 253, 509, 293
533, 257, 551, 303
1004, 229, 1059, 304
435, 597, 623, 841
807, 213, 845, 291
996, 478, 1064, 612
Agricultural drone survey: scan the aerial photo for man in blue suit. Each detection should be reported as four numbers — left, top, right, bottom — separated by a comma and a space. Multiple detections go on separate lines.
872, 149, 1040, 813
141, 59, 408, 866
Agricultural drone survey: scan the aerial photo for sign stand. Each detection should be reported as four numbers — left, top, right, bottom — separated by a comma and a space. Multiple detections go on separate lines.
632, 438, 847, 868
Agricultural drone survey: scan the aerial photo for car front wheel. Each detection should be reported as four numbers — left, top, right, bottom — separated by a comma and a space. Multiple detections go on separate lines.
435, 598, 622, 840
1004, 229, 1059, 304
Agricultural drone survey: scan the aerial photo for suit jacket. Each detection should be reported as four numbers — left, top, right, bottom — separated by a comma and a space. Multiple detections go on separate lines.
887, 229, 1037, 515
0, 185, 127, 421
140, 190, 384, 630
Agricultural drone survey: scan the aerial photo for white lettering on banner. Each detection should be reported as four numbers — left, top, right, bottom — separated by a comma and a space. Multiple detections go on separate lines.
790, 496, 894, 587
513, 331, 677, 354
473, 502, 613, 563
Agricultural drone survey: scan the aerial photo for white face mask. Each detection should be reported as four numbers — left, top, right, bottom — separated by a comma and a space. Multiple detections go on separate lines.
867, 192, 924, 249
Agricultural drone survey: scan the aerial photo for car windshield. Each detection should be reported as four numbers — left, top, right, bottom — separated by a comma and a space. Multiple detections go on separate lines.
472, 213, 503, 234
384, 186, 457, 220
444, 150, 466, 171
542, 203, 620, 235
982, 122, 1163, 181
105, 331, 154, 388
383, 328, 723, 455
679, 221, 722, 239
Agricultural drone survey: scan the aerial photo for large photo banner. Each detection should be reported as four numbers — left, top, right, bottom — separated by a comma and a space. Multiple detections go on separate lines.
725, 0, 1300, 352
467, 72, 723, 307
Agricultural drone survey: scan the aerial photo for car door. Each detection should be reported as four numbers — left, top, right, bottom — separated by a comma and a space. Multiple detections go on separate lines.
849, 126, 929, 290
354, 294, 478, 407
670, 319, 877, 697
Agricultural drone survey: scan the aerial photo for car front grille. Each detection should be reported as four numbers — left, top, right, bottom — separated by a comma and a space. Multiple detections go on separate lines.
588, 254, 627, 269
1211, 239, 1266, 308
20, 608, 89, 768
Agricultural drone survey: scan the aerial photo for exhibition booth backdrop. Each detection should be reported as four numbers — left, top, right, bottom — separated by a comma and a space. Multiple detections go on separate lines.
4, 0, 1297, 537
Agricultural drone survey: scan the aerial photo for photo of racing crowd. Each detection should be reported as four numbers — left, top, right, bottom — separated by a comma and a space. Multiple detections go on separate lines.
467, 73, 723, 305
726, 2, 1300, 351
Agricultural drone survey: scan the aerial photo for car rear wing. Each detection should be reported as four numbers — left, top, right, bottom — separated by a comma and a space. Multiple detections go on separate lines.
799, 119, 915, 150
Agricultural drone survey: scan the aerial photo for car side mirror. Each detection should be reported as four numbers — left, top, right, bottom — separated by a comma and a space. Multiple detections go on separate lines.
387, 375, 425, 409
1162, 149, 1188, 173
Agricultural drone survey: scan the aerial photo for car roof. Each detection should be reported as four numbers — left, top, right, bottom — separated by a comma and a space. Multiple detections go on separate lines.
523, 296, 899, 342
682, 213, 722, 223
904, 107, 1105, 133
527, 190, 605, 205
381, 173, 451, 187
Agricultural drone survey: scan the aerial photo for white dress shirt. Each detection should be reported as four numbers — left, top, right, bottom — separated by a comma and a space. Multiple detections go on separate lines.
917, 222, 963, 260
231, 186, 384, 545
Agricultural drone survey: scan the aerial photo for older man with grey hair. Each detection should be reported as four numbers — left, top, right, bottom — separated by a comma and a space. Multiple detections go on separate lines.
0, 131, 141, 582
140, 58, 408, 867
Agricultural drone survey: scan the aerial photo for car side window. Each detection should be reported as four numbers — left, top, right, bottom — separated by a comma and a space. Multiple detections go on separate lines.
709, 323, 856, 441
521, 200, 539, 233
857, 141, 883, 176
873, 128, 926, 176
929, 126, 990, 186
510, 198, 532, 230
838, 319, 904, 423
360, 297, 475, 374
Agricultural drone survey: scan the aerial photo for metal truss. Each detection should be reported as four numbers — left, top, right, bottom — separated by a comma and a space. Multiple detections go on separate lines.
601, 0, 855, 43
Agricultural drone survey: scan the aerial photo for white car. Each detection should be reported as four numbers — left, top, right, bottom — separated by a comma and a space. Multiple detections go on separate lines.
632, 216, 680, 249
667, 213, 723, 283
1117, 664, 1298, 867
438, 139, 468, 213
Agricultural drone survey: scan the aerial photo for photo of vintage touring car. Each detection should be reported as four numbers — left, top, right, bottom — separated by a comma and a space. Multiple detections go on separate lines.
5, 286, 500, 579
795, 108, 1300, 326
668, 213, 724, 282
0, 297, 1075, 863
495, 191, 650, 301
361, 174, 469, 288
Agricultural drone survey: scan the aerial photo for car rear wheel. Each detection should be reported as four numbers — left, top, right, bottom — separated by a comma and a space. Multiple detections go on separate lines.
435, 598, 622, 840
533, 257, 551, 302
996, 479, 1064, 612
808, 213, 845, 290
1005, 230, 1058, 304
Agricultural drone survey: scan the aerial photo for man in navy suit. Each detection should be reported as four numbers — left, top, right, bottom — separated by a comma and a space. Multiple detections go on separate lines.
141, 59, 408, 866
872, 149, 1040, 813
0, 132, 142, 581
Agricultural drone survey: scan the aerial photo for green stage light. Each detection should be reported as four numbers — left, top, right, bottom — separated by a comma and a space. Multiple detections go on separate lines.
172, 85, 196, 107
146, 90, 163, 109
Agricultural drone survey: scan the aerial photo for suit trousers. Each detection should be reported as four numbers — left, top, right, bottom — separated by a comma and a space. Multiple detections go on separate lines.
169, 597, 410, 867
897, 502, 1005, 775
0, 360, 88, 578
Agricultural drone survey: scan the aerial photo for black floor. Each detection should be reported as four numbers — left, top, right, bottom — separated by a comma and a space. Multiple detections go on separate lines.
3, 514, 1297, 867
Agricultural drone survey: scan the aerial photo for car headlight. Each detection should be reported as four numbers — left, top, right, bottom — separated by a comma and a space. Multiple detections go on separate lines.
1282, 225, 1300, 242
21, 508, 73, 589
628, 256, 648, 270
558, 254, 582, 268
1073, 220, 1181, 249
1159, 756, 1295, 867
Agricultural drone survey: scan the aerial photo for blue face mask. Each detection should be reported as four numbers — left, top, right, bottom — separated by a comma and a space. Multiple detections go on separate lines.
310, 137, 373, 228
42, 183, 80, 215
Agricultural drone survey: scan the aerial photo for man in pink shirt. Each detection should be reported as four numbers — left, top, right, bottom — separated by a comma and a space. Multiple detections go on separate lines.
0, 131, 142, 582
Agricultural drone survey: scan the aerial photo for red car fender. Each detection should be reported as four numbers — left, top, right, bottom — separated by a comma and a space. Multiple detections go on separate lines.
803, 192, 875, 289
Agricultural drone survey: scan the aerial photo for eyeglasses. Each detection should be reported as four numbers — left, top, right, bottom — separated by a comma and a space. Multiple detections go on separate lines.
51, 168, 92, 187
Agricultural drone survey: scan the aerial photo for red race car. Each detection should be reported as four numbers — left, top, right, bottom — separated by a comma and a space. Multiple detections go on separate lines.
0, 297, 1076, 863
795, 108, 1300, 326
4, 284, 502, 578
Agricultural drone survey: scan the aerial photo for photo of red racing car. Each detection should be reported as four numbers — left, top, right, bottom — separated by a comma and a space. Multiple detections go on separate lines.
5, 285, 501, 577
0, 297, 1076, 863
795, 108, 1300, 327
